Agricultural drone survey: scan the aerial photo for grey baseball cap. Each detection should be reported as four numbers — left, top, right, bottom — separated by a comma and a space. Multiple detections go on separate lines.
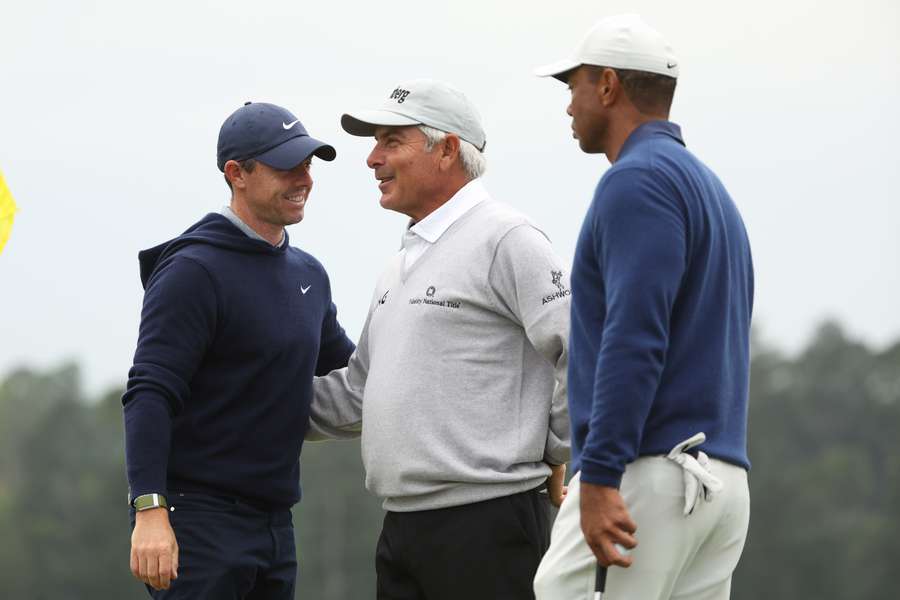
341, 79, 486, 151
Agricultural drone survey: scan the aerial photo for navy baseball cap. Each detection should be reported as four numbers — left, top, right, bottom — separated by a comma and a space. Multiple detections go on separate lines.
216, 102, 336, 172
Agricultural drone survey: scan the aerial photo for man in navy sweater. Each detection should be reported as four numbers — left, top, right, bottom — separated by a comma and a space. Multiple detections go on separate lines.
533, 15, 754, 600
122, 102, 355, 598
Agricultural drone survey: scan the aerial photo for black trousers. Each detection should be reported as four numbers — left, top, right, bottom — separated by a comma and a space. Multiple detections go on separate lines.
376, 486, 552, 600
131, 492, 296, 600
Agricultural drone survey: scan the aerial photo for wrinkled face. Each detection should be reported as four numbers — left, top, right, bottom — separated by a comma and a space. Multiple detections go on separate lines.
242, 159, 313, 226
566, 66, 608, 154
366, 126, 442, 218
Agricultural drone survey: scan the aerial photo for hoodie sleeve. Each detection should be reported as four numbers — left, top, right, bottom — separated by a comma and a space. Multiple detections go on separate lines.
122, 255, 218, 499
314, 271, 355, 376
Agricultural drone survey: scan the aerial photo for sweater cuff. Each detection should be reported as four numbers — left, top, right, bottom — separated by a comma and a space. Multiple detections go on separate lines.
578, 461, 624, 489
543, 437, 571, 466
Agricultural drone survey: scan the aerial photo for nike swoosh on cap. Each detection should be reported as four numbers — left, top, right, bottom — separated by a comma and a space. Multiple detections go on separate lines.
283, 119, 302, 130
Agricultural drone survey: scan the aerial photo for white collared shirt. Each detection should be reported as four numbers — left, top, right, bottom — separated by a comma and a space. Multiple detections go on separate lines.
401, 178, 488, 273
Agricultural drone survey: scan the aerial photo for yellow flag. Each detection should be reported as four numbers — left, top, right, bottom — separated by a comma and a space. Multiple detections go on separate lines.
0, 168, 18, 255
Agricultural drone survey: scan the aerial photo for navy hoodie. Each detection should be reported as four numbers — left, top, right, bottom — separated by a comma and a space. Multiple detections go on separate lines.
122, 213, 354, 509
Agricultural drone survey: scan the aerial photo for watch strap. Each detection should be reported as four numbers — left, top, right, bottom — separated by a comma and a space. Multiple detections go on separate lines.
131, 493, 169, 511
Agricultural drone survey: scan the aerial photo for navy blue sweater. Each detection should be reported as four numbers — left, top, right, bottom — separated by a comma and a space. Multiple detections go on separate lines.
122, 213, 354, 509
569, 121, 754, 488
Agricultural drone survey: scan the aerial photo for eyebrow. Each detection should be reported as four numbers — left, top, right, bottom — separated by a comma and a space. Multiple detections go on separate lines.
375, 131, 402, 143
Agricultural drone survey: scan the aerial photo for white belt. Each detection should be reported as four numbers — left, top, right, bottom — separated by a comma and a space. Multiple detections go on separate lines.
666, 432, 724, 516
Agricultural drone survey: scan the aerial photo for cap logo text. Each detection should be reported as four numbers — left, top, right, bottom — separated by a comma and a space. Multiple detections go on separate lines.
390, 88, 411, 104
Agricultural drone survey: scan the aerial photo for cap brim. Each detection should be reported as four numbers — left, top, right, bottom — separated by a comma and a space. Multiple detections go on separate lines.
341, 110, 421, 137
254, 135, 336, 170
534, 59, 581, 82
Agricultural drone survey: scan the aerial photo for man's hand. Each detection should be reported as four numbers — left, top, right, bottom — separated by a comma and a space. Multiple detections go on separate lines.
580, 482, 638, 567
130, 507, 179, 590
547, 463, 568, 507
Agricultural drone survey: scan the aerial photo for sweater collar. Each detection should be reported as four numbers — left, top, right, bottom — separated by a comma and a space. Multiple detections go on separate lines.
618, 120, 684, 161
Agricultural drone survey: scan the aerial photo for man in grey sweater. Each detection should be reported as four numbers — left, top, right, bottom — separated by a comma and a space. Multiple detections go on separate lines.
309, 79, 571, 599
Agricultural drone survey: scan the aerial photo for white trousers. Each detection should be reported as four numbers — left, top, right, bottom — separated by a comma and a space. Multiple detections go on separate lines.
534, 456, 749, 600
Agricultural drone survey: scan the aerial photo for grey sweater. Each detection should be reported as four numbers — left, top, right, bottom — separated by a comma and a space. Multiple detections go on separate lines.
310, 200, 571, 511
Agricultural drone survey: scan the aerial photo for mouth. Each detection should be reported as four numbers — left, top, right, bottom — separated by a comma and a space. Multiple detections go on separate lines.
377, 176, 394, 192
284, 191, 307, 205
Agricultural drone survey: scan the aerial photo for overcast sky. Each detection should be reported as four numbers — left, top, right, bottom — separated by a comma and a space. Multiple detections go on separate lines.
2, 0, 898, 395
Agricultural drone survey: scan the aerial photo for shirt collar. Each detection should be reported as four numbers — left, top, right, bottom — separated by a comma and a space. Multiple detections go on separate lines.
220, 206, 286, 247
408, 178, 488, 244
618, 120, 685, 160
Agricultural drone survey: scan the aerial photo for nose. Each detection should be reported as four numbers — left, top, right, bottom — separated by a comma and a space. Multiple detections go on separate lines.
366, 145, 383, 170
291, 164, 313, 187
566, 103, 573, 117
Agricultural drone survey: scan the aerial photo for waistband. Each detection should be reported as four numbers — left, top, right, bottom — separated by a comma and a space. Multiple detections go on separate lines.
386, 481, 548, 516
167, 478, 292, 513
167, 491, 293, 524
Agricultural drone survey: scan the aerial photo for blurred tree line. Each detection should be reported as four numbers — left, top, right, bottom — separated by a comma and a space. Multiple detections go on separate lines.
0, 321, 897, 598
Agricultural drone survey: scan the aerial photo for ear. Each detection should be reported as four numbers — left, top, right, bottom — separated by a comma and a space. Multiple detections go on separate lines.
597, 67, 620, 107
438, 134, 461, 172
224, 160, 247, 190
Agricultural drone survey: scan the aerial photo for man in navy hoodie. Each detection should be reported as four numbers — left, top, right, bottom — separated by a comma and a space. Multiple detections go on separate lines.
532, 15, 754, 600
122, 102, 355, 598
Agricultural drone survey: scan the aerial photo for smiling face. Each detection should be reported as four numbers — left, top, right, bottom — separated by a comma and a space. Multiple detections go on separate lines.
243, 158, 313, 226
224, 157, 314, 244
366, 126, 443, 220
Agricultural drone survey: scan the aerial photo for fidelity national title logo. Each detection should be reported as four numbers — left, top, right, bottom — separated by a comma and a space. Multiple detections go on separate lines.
409, 285, 460, 310
542, 270, 571, 305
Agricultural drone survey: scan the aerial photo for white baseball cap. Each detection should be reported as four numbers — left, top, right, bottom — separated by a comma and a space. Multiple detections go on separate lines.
341, 79, 486, 151
535, 14, 679, 81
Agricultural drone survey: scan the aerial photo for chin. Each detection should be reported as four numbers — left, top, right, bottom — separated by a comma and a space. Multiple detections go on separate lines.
380, 197, 414, 218
578, 138, 604, 155
284, 210, 304, 225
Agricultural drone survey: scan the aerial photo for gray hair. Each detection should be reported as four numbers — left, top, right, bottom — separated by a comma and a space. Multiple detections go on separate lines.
418, 125, 486, 180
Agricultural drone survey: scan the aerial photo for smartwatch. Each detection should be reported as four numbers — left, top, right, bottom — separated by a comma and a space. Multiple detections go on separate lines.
131, 493, 169, 511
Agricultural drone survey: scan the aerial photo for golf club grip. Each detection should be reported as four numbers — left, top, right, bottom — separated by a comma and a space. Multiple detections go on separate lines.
594, 563, 607, 599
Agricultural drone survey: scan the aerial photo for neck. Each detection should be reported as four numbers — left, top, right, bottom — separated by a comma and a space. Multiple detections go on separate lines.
605, 112, 667, 163
408, 175, 471, 223
229, 197, 284, 246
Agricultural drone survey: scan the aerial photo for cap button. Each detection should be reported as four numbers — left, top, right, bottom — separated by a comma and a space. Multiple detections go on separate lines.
244, 101, 252, 106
